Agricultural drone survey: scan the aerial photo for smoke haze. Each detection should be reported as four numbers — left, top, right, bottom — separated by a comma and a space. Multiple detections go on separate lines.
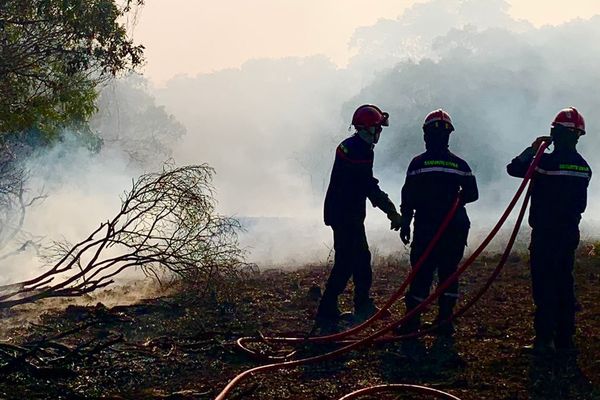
0, 78, 183, 285
150, 0, 600, 266
3, 0, 600, 282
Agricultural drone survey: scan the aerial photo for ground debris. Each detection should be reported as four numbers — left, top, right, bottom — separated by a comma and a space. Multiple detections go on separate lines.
0, 253, 598, 399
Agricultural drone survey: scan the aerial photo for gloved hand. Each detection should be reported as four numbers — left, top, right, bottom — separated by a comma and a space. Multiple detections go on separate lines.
388, 212, 402, 231
400, 225, 411, 245
531, 136, 552, 150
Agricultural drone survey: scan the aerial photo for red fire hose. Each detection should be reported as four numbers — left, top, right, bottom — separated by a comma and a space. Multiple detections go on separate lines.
215, 143, 548, 400
236, 179, 531, 357
337, 384, 463, 400
326, 171, 535, 347
235, 194, 461, 361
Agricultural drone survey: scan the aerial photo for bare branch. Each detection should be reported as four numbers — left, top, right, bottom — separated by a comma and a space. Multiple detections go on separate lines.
0, 164, 248, 309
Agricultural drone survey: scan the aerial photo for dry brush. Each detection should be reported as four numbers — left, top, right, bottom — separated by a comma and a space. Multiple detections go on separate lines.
0, 164, 247, 309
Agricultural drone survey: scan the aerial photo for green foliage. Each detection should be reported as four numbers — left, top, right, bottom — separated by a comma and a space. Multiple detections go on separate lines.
0, 0, 144, 140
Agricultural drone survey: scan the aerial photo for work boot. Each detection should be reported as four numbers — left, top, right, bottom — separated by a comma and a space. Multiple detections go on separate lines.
354, 299, 391, 322
394, 297, 422, 336
314, 309, 341, 335
400, 337, 427, 361
435, 296, 456, 337
555, 335, 577, 355
314, 296, 341, 325
393, 314, 421, 336
523, 337, 555, 356
433, 318, 455, 337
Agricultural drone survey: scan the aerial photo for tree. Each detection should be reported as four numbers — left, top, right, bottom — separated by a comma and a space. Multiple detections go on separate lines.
91, 75, 186, 170
0, 145, 45, 260
0, 0, 144, 139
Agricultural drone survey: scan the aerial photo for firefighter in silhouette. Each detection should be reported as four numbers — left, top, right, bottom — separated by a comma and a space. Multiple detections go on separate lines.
397, 109, 478, 336
316, 104, 402, 325
507, 107, 591, 354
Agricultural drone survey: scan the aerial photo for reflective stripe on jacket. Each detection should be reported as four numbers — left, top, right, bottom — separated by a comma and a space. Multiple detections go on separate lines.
507, 148, 591, 231
401, 150, 478, 232
324, 135, 394, 226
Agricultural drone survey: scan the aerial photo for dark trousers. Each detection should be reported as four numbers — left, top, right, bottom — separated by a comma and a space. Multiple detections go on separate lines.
319, 223, 372, 312
529, 228, 579, 342
405, 226, 468, 318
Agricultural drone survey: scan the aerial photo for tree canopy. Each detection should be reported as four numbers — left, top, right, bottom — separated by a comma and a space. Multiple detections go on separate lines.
0, 0, 144, 139
92, 75, 186, 170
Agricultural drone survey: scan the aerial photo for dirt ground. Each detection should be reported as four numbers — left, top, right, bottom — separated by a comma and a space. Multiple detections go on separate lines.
0, 245, 599, 400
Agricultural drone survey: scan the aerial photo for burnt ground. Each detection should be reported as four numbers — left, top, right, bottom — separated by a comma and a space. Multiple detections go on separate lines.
0, 246, 599, 400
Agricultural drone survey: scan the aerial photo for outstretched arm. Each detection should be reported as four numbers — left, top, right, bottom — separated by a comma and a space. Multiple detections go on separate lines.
507, 136, 550, 178
507, 147, 534, 178
367, 177, 402, 230
367, 178, 396, 215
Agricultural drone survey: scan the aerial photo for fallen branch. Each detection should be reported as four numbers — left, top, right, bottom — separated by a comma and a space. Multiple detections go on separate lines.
0, 164, 247, 309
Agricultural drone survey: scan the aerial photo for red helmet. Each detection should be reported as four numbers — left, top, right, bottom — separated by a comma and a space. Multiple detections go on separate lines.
352, 104, 389, 128
551, 107, 585, 135
423, 109, 454, 132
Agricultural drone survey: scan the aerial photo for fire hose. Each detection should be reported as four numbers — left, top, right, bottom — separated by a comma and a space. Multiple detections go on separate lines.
338, 384, 463, 400
215, 143, 548, 400
236, 193, 462, 359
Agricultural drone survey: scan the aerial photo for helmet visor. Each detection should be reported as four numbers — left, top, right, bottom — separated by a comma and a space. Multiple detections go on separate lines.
427, 120, 454, 131
381, 112, 389, 127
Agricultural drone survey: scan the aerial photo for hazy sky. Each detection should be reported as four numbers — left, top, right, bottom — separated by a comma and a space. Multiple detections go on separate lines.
134, 0, 600, 84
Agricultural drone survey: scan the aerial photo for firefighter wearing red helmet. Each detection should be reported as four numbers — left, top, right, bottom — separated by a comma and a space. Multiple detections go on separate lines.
317, 104, 401, 327
507, 107, 591, 355
396, 109, 479, 336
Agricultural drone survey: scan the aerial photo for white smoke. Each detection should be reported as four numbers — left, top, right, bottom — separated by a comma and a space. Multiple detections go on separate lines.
3, 0, 600, 283
148, 1, 599, 267
0, 77, 181, 285
0, 143, 132, 285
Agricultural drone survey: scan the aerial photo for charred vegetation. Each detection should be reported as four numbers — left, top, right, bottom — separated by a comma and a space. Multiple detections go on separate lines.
0, 254, 598, 399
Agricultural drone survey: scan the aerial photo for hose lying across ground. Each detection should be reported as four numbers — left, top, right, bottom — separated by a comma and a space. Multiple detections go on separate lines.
338, 384, 464, 400
216, 143, 548, 400
236, 193, 462, 360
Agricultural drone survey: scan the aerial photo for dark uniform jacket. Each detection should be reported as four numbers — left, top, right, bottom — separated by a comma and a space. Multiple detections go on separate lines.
507, 147, 591, 232
324, 135, 394, 226
400, 149, 478, 235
